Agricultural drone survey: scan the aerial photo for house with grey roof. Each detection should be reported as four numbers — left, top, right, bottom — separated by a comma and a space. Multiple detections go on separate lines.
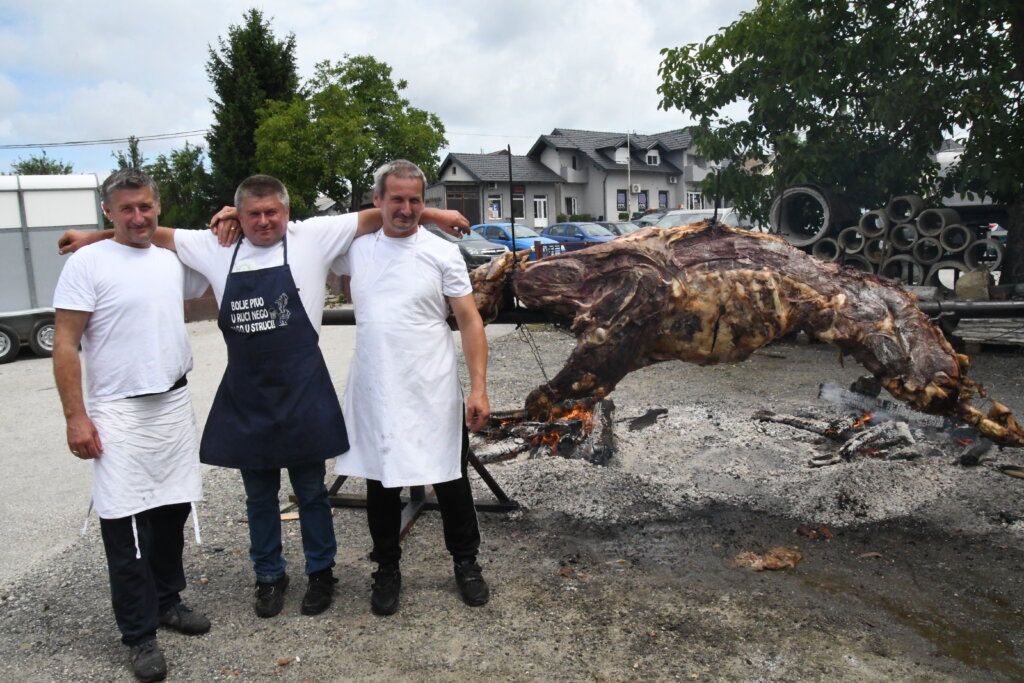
426, 127, 712, 227
426, 151, 564, 227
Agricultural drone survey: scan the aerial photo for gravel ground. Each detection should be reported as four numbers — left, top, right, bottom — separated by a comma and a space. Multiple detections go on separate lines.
2, 322, 1024, 681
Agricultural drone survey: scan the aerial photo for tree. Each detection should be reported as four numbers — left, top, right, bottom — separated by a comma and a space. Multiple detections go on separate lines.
112, 135, 146, 170
657, 0, 1024, 280
205, 8, 300, 206
10, 151, 73, 174
254, 56, 447, 217
145, 143, 215, 229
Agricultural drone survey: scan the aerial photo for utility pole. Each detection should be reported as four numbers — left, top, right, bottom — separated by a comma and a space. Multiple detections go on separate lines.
626, 130, 632, 219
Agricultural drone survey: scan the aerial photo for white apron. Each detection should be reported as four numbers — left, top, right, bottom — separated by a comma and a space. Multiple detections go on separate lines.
335, 232, 464, 488
89, 386, 203, 519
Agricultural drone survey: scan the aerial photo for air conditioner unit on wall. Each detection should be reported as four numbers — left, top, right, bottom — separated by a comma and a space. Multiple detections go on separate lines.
630, 183, 641, 194
667, 176, 678, 184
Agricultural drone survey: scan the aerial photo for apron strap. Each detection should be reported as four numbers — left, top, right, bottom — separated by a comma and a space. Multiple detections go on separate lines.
80, 498, 94, 536
130, 515, 141, 560
228, 234, 289, 272
191, 502, 202, 545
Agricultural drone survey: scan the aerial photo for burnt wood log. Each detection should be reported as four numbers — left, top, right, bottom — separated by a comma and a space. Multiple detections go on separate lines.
469, 222, 1024, 447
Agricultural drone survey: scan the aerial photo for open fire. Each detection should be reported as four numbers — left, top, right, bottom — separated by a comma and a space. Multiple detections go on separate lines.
473, 398, 615, 465
757, 378, 990, 467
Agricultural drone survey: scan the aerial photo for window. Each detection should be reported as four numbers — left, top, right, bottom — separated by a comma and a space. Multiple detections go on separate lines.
616, 189, 628, 212
686, 192, 704, 210
451, 167, 457, 175
647, 153, 659, 165
571, 155, 578, 170
658, 190, 668, 209
512, 185, 525, 219
565, 197, 578, 215
533, 195, 548, 219
487, 195, 502, 220
637, 191, 648, 212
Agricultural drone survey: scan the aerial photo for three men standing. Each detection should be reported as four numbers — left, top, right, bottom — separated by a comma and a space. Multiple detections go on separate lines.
53, 169, 211, 682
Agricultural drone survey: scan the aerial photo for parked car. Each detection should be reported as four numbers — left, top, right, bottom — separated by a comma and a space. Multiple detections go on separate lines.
632, 213, 665, 228
654, 208, 752, 230
595, 221, 640, 237
541, 222, 617, 244
472, 223, 562, 259
423, 224, 509, 270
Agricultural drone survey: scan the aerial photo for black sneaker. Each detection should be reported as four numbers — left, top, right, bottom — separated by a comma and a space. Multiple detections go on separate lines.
130, 638, 167, 682
454, 558, 489, 606
301, 568, 338, 615
370, 565, 401, 616
254, 573, 289, 618
158, 602, 211, 635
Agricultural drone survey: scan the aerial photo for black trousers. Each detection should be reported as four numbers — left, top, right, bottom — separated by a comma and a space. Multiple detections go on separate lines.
366, 424, 480, 567
99, 502, 191, 646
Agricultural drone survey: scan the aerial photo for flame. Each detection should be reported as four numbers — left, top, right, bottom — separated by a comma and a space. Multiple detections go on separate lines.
549, 402, 595, 431
852, 413, 874, 428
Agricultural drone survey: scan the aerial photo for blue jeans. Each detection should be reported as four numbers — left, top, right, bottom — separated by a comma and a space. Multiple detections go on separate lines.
240, 461, 336, 583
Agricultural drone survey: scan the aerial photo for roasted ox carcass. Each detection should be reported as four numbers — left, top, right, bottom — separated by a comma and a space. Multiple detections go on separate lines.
470, 223, 1024, 447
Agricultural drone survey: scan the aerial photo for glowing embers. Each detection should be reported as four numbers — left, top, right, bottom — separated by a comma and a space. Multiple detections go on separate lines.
474, 398, 615, 465
756, 377, 990, 468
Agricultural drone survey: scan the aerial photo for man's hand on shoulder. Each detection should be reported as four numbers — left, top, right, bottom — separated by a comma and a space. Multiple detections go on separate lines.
58, 229, 111, 254
209, 206, 242, 246
423, 208, 470, 237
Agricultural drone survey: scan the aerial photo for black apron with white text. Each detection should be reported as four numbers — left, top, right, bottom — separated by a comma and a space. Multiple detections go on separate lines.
200, 236, 348, 469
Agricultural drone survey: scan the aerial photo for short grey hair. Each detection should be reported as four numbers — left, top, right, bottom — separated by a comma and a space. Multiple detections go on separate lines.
234, 174, 290, 210
101, 168, 160, 205
373, 159, 426, 198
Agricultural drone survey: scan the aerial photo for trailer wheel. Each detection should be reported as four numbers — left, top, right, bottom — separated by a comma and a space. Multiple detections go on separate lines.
29, 318, 55, 358
0, 324, 19, 364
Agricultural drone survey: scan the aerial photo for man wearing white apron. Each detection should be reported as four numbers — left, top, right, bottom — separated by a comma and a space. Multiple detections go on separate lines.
53, 169, 210, 683
333, 159, 491, 616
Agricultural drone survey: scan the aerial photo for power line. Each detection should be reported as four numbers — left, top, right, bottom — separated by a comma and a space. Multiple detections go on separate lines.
0, 129, 210, 150
0, 128, 539, 152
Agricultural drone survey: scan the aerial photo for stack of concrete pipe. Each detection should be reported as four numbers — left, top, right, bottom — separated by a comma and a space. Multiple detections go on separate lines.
771, 188, 1004, 290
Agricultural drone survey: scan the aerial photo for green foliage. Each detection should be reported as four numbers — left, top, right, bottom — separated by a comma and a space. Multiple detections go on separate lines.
618, 212, 629, 220
657, 0, 1024, 271
145, 143, 215, 229
9, 151, 73, 175
555, 213, 567, 223
205, 8, 300, 206
112, 136, 146, 170
569, 213, 594, 222
255, 55, 447, 217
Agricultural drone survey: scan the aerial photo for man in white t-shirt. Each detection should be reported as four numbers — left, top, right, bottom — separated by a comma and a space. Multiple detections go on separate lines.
332, 160, 491, 615
53, 168, 211, 683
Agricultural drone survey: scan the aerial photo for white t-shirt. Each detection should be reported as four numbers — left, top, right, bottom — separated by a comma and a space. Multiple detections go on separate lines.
53, 240, 209, 402
173, 213, 359, 335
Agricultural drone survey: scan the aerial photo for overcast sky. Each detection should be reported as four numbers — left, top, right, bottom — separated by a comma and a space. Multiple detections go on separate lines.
0, 0, 756, 179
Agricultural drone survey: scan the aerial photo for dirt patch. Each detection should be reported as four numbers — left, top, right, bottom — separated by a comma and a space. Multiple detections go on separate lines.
1, 327, 1023, 680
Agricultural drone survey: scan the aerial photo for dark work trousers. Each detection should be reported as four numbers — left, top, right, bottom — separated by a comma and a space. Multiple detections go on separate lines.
99, 502, 191, 646
367, 423, 480, 567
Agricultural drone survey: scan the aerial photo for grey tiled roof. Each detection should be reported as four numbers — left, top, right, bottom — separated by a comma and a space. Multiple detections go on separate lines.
442, 152, 564, 183
530, 127, 693, 174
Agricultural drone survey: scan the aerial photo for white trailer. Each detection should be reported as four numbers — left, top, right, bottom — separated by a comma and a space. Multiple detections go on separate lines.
0, 174, 102, 363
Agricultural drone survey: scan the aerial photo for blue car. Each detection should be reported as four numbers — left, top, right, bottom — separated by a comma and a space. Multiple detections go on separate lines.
541, 222, 618, 244
472, 223, 562, 259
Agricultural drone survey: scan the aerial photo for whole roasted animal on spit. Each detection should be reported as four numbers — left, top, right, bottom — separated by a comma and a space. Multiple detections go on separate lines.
469, 222, 1024, 447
